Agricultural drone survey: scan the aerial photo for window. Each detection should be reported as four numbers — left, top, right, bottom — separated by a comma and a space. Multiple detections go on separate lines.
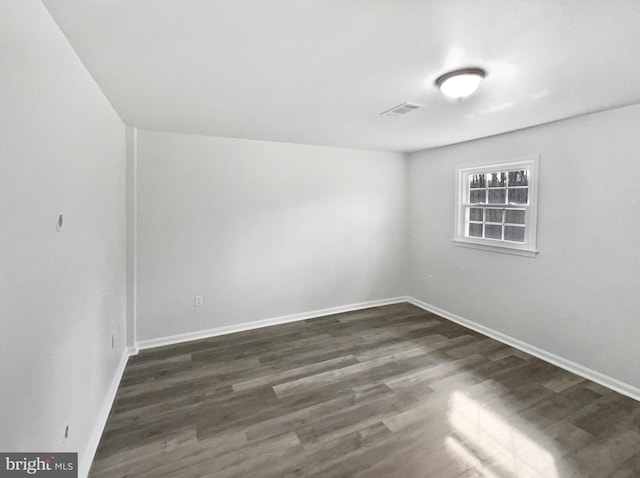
454, 156, 539, 257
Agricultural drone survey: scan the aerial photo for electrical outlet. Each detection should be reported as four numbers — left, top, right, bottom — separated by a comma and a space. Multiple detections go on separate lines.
194, 295, 203, 307
427, 274, 433, 285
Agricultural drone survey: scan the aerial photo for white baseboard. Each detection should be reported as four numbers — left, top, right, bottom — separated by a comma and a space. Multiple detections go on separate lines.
406, 296, 640, 402
136, 296, 409, 351
83, 295, 640, 477
79, 348, 134, 478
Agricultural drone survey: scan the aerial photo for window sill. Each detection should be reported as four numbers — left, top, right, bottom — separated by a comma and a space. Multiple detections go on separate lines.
453, 238, 538, 258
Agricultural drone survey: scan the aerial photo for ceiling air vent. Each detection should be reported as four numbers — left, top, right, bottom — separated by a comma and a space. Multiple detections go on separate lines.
380, 102, 423, 118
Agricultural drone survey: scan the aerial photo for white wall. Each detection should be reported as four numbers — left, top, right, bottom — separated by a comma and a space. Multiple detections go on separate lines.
0, 1, 126, 474
407, 104, 640, 388
136, 130, 406, 341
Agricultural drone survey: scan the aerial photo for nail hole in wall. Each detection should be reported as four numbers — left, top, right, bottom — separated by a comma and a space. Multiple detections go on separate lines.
56, 214, 64, 231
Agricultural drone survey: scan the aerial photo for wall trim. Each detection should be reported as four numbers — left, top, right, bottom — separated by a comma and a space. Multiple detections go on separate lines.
136, 297, 408, 351
84, 295, 640, 476
406, 296, 640, 402
79, 348, 134, 478
135, 296, 640, 403
125, 125, 138, 350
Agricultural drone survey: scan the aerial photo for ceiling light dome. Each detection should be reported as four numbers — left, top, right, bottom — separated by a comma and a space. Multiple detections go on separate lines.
436, 68, 486, 101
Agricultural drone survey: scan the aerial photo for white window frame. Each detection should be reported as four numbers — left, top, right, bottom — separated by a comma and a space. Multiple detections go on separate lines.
454, 155, 539, 257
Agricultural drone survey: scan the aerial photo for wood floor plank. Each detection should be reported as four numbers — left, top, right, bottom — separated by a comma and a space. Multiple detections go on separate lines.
90, 303, 640, 477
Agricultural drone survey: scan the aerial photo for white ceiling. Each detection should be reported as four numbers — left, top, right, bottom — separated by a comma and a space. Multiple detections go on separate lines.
43, 0, 640, 153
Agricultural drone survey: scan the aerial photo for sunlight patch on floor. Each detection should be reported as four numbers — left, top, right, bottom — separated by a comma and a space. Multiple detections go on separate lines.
447, 391, 559, 478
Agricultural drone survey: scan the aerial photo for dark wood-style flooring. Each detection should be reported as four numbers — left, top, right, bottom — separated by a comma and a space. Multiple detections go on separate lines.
90, 303, 640, 477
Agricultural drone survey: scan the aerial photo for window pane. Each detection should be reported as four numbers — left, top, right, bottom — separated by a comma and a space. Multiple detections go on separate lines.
488, 189, 506, 204
469, 208, 483, 221
470, 174, 486, 189
485, 224, 502, 239
488, 172, 507, 187
508, 170, 528, 187
470, 189, 486, 203
505, 225, 525, 242
485, 208, 503, 223
468, 223, 483, 237
505, 209, 525, 224
508, 188, 528, 204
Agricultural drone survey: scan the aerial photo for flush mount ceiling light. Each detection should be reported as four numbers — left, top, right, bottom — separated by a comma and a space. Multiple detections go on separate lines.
435, 68, 486, 101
